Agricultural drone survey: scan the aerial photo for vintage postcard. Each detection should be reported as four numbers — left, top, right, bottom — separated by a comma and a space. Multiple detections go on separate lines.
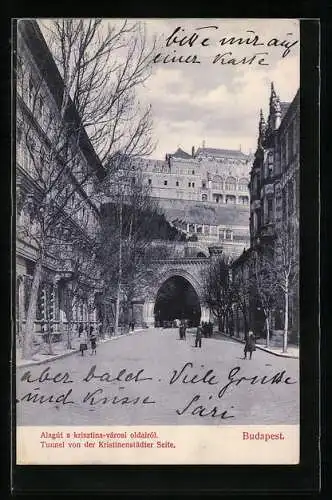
15, 18, 300, 465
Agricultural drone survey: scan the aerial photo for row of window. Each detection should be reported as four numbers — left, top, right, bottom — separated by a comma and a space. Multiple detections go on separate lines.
148, 178, 249, 190
186, 223, 233, 239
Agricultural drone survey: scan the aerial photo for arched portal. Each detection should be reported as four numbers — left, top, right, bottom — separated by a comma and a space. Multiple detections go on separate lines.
154, 276, 201, 327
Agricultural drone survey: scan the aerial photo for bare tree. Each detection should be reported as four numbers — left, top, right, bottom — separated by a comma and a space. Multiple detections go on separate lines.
202, 256, 233, 332
98, 166, 180, 333
272, 219, 299, 352
251, 249, 279, 347
231, 265, 252, 341
16, 19, 156, 358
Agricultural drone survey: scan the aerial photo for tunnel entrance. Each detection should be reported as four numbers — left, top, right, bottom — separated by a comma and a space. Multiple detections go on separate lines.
154, 276, 201, 328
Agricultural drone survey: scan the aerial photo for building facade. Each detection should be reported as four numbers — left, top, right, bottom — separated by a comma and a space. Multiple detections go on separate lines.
16, 20, 105, 348
232, 83, 300, 343
134, 146, 252, 258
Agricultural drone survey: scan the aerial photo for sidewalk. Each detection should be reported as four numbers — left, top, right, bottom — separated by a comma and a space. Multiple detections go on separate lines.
213, 332, 299, 359
16, 329, 144, 368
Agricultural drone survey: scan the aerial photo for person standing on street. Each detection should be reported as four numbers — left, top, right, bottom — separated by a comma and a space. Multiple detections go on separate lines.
195, 323, 203, 348
90, 332, 97, 355
244, 331, 256, 360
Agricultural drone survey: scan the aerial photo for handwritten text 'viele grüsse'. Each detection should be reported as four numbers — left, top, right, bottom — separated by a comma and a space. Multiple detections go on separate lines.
17, 362, 297, 421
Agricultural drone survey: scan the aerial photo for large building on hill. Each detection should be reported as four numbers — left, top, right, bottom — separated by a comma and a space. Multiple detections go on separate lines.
134, 146, 252, 257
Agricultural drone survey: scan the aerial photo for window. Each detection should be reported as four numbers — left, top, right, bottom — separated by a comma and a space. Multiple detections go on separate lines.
267, 198, 273, 222
176, 181, 179, 186
212, 175, 222, 190
202, 194, 207, 201
192, 182, 195, 187
148, 179, 152, 185
132, 177, 136, 184
188, 182, 191, 187
164, 180, 168, 186
226, 229, 232, 240
238, 178, 248, 191
202, 181, 206, 188
225, 176, 236, 190
192, 170, 195, 175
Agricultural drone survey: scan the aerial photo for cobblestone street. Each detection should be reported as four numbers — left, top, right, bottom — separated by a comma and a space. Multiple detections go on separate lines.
17, 328, 299, 426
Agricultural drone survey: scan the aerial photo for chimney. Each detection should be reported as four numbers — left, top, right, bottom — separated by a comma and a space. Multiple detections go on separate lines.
192, 146, 195, 157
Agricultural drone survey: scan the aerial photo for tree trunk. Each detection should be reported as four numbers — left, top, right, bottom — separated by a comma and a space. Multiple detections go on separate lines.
46, 315, 54, 355
243, 308, 248, 341
66, 318, 72, 349
265, 312, 270, 348
22, 256, 43, 360
115, 200, 123, 336
283, 283, 289, 353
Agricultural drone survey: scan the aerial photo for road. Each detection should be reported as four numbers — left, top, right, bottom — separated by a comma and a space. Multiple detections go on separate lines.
16, 328, 299, 426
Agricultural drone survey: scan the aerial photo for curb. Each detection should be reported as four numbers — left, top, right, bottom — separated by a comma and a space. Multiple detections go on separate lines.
216, 333, 299, 359
16, 329, 144, 369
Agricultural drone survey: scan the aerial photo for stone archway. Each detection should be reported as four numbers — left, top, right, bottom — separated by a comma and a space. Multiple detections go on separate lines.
142, 268, 210, 327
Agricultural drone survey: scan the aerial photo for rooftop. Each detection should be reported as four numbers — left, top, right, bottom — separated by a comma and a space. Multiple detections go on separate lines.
169, 147, 193, 159
195, 147, 249, 159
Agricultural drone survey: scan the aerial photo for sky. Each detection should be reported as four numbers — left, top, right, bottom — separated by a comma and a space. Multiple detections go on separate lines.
38, 18, 300, 161
138, 19, 300, 159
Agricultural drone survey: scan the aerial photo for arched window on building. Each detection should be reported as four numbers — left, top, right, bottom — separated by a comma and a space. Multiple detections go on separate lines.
225, 176, 236, 191
238, 178, 249, 192
212, 175, 223, 190
202, 193, 207, 201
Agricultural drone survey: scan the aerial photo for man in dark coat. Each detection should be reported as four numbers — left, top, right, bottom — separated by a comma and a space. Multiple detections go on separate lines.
195, 323, 203, 348
244, 331, 256, 360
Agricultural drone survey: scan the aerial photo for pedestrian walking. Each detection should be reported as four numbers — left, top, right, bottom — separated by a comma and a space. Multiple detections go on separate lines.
79, 341, 88, 356
183, 320, 187, 340
78, 323, 84, 338
195, 323, 203, 348
179, 320, 184, 340
90, 333, 97, 355
244, 331, 256, 360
